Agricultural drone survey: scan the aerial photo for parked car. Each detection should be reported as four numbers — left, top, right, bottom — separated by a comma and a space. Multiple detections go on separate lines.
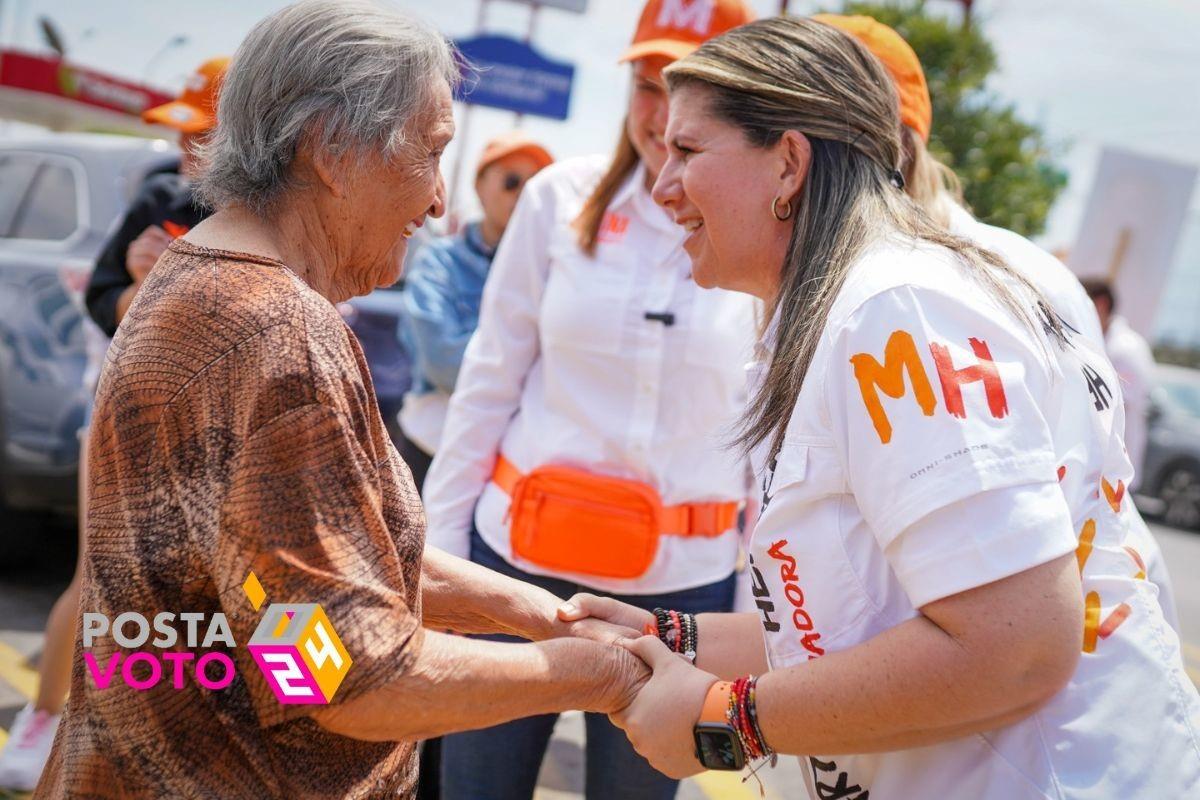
0, 133, 179, 515
0, 132, 422, 519
1140, 363, 1200, 530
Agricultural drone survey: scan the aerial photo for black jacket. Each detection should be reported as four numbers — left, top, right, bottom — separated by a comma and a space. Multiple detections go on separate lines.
86, 173, 210, 336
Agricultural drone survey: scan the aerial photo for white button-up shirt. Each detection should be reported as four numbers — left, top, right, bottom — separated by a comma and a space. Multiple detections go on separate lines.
423, 155, 759, 594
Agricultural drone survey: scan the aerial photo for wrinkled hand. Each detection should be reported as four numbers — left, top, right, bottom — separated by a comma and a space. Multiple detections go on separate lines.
522, 589, 641, 645
557, 593, 656, 636
552, 614, 642, 646
610, 635, 717, 779
593, 639, 653, 715
126, 225, 173, 282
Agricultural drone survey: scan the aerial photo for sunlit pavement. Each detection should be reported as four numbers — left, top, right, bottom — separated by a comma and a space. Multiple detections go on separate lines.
2, 515, 1197, 800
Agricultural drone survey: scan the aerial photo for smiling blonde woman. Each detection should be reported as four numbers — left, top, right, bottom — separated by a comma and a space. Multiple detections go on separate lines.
560, 16, 1200, 798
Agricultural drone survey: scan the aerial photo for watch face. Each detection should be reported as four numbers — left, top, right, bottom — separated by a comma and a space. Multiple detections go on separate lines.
693, 724, 745, 771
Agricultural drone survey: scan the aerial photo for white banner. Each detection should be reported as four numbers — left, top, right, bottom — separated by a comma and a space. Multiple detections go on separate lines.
1067, 147, 1198, 337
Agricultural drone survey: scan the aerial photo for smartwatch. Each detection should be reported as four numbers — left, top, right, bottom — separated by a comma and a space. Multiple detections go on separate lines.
692, 681, 745, 771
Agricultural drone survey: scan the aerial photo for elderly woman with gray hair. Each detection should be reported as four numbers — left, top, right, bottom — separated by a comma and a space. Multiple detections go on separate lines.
35, 2, 646, 797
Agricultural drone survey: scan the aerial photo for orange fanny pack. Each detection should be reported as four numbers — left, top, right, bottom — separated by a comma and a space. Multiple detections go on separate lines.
493, 455, 738, 580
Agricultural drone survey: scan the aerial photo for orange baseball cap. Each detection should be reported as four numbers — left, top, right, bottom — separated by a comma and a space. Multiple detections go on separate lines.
142, 56, 230, 134
813, 14, 932, 142
619, 0, 755, 64
476, 131, 554, 179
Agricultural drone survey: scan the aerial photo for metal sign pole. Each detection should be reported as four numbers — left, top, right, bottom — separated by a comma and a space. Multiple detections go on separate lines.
447, 0, 491, 232
513, 2, 541, 126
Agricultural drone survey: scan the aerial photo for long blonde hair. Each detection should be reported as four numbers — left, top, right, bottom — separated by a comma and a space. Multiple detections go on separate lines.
665, 17, 1058, 458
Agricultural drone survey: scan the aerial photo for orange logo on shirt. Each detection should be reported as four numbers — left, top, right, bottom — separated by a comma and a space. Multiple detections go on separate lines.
850, 329, 1009, 444
1101, 478, 1126, 513
1075, 505, 1145, 653
767, 539, 825, 659
597, 212, 630, 244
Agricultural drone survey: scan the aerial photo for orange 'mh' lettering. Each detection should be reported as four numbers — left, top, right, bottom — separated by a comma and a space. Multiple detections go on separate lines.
849, 330, 937, 444
929, 338, 1009, 420
597, 212, 630, 243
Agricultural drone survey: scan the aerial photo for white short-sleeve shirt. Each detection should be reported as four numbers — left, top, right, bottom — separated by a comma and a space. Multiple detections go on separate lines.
747, 235, 1200, 798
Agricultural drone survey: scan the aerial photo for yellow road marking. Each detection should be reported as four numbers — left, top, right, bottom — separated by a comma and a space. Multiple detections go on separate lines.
0, 640, 39, 701
691, 769, 776, 800
1183, 642, 1200, 664
0, 726, 6, 748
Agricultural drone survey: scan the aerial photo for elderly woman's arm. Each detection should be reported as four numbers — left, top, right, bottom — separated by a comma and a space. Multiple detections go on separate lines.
421, 544, 637, 643
217, 396, 643, 741
313, 629, 647, 741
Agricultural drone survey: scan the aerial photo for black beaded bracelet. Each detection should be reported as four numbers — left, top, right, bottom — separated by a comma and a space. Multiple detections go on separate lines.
651, 607, 697, 663
683, 613, 697, 659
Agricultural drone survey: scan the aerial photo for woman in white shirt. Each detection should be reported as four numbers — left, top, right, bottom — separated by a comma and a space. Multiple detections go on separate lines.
559, 17, 1200, 797
814, 11, 1180, 634
422, 2, 756, 798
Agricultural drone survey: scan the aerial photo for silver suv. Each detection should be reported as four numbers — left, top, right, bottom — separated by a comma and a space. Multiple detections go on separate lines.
0, 133, 178, 515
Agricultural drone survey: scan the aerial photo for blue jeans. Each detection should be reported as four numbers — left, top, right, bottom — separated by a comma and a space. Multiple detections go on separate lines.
440, 528, 736, 800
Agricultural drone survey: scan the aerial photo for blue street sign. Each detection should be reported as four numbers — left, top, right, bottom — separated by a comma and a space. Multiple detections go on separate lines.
454, 35, 575, 121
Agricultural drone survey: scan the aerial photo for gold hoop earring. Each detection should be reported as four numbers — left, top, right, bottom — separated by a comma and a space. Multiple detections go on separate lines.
772, 196, 792, 221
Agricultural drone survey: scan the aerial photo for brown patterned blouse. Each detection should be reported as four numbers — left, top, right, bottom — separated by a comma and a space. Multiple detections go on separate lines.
37, 239, 427, 798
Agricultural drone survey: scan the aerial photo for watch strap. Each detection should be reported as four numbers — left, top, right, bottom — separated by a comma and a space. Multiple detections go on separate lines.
699, 681, 733, 725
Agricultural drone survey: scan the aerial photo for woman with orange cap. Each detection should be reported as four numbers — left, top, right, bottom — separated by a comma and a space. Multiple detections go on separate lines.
86, 56, 228, 337
0, 57, 227, 793
423, 1, 756, 797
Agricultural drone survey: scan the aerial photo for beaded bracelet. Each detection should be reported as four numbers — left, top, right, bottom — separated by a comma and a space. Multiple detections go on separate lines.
650, 607, 697, 663
727, 675, 774, 763
681, 613, 697, 660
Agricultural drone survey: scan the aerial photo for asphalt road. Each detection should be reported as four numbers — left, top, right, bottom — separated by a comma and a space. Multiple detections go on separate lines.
0, 512, 1196, 800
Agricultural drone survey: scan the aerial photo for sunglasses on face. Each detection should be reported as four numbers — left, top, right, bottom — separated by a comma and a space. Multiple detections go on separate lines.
502, 173, 529, 192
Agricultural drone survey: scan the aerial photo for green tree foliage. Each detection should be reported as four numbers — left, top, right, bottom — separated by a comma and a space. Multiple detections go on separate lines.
839, 1, 1068, 236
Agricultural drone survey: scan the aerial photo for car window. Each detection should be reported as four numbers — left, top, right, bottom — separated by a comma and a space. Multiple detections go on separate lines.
0, 153, 42, 235
8, 161, 80, 241
1161, 378, 1200, 418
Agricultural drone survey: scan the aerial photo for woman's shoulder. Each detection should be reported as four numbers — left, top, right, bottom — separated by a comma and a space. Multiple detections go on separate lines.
832, 234, 1024, 327
150, 239, 348, 357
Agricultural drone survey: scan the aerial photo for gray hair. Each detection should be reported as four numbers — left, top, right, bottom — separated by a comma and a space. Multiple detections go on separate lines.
198, 0, 459, 215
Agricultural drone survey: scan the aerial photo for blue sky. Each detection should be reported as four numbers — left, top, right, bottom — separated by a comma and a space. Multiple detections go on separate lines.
4, 0, 1198, 342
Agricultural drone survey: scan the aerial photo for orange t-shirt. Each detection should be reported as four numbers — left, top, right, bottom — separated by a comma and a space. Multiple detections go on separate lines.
37, 239, 426, 799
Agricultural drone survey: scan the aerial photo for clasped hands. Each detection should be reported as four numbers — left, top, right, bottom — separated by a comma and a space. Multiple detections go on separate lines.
552, 593, 719, 779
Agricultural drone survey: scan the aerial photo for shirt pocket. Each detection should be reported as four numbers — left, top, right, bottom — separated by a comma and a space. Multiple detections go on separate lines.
540, 232, 631, 356
752, 435, 875, 664
762, 435, 847, 506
